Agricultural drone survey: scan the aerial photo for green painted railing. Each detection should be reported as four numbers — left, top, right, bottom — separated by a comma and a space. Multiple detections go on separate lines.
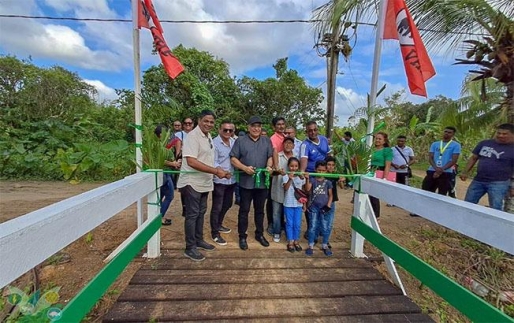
351, 216, 513, 323
57, 214, 162, 322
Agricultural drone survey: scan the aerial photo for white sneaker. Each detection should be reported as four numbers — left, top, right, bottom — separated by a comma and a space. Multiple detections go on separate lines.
273, 234, 280, 243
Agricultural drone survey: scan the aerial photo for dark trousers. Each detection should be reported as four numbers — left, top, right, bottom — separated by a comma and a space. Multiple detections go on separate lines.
180, 185, 208, 250
422, 171, 452, 196
395, 172, 408, 185
210, 183, 236, 237
238, 188, 267, 239
369, 196, 380, 218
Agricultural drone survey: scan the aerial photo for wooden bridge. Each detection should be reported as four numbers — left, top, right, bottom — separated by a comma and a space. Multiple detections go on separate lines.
2, 172, 512, 322
103, 243, 432, 322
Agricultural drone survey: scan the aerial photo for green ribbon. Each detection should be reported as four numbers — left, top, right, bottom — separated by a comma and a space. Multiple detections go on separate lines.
129, 123, 143, 130
252, 168, 270, 189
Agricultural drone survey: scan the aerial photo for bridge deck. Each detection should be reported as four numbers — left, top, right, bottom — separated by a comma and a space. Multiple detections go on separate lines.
103, 243, 433, 322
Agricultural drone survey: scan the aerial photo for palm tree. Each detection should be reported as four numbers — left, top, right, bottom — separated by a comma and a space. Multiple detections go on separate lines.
407, 0, 514, 123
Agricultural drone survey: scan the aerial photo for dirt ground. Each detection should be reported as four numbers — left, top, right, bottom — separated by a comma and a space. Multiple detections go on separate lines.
0, 175, 503, 322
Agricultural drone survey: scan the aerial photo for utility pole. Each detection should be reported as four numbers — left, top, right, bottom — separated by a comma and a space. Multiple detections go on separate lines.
325, 27, 339, 141
315, 26, 349, 141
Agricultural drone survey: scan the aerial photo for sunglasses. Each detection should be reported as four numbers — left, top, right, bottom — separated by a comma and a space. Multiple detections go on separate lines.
222, 129, 234, 133
173, 124, 181, 127
207, 137, 212, 149
284, 132, 292, 135
184, 122, 193, 125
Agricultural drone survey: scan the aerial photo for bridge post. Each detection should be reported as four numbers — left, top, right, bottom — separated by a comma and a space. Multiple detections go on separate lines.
350, 192, 367, 258
145, 173, 162, 258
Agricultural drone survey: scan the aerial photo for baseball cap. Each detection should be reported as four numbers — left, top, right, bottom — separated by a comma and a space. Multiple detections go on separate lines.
248, 116, 262, 125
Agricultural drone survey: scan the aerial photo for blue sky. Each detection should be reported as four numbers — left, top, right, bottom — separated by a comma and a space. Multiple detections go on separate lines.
0, 0, 474, 126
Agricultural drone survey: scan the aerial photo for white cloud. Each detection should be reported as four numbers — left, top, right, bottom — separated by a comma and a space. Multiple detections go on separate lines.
0, 0, 128, 71
83, 79, 117, 102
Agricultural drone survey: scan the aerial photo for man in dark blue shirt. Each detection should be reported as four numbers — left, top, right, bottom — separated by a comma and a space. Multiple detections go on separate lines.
460, 123, 514, 211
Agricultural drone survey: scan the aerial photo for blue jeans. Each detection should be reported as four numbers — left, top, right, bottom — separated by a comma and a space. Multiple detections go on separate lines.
284, 206, 302, 241
307, 206, 330, 246
272, 200, 283, 234
465, 180, 510, 211
160, 173, 175, 217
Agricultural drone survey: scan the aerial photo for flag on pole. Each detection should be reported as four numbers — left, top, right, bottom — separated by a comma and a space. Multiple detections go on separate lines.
383, 0, 435, 97
137, 0, 184, 79
137, 0, 150, 29
144, 0, 164, 33
150, 27, 185, 79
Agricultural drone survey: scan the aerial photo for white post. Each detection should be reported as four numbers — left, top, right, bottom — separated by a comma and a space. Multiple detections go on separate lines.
365, 0, 388, 147
132, 0, 144, 226
146, 188, 161, 258
350, 192, 367, 258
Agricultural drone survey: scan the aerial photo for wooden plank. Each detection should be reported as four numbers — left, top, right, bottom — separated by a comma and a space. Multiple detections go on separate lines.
160, 247, 353, 259
131, 268, 383, 284
118, 280, 402, 301
141, 257, 371, 270
103, 296, 423, 322
178, 313, 434, 323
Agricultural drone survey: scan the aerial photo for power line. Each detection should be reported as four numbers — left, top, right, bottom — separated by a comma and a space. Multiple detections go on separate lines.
0, 14, 488, 36
0, 14, 327, 24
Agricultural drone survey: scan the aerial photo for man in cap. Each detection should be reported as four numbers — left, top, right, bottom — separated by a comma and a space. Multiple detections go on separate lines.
230, 116, 274, 250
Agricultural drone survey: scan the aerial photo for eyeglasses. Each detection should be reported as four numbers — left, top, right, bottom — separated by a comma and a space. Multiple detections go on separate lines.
208, 137, 212, 149
222, 129, 234, 133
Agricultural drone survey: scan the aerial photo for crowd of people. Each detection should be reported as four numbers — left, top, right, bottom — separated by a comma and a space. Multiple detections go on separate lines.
157, 112, 514, 262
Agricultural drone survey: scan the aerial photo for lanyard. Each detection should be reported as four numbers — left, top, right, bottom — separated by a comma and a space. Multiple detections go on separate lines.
439, 140, 453, 157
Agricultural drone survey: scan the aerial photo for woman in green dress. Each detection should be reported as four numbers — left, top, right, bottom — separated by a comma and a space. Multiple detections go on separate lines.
369, 132, 393, 220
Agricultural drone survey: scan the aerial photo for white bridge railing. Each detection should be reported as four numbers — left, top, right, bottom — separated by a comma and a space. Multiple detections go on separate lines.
350, 176, 513, 322
0, 172, 162, 288
352, 176, 513, 257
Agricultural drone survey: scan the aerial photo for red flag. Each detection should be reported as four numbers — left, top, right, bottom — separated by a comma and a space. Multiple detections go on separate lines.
144, 0, 164, 34
383, 0, 435, 97
137, 0, 150, 29
150, 27, 184, 79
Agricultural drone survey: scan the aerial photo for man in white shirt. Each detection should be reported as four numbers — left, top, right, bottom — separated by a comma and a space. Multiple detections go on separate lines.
177, 110, 231, 262
209, 121, 236, 246
391, 135, 415, 185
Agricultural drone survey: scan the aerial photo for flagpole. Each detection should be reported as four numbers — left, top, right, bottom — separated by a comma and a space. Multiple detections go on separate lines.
132, 0, 144, 227
366, 0, 388, 147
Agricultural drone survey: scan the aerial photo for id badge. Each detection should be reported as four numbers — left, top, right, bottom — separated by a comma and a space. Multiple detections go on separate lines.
436, 159, 442, 167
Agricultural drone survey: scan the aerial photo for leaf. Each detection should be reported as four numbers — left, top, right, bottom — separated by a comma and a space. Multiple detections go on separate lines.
13, 144, 26, 154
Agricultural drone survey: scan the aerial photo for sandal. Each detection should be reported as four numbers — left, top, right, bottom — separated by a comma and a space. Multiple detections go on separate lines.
294, 243, 302, 252
287, 244, 295, 253
161, 218, 172, 226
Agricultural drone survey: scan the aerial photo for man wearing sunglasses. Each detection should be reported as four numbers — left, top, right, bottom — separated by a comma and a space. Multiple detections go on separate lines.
209, 121, 236, 246
177, 110, 231, 262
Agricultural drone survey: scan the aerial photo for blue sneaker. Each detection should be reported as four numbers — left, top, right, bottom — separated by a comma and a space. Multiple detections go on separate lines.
323, 248, 333, 257
305, 248, 314, 256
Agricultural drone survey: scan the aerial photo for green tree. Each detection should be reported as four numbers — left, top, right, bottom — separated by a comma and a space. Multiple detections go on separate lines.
0, 56, 98, 124
237, 58, 325, 127
140, 45, 242, 125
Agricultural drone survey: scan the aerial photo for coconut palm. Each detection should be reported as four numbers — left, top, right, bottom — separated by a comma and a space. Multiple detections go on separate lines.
407, 0, 514, 123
